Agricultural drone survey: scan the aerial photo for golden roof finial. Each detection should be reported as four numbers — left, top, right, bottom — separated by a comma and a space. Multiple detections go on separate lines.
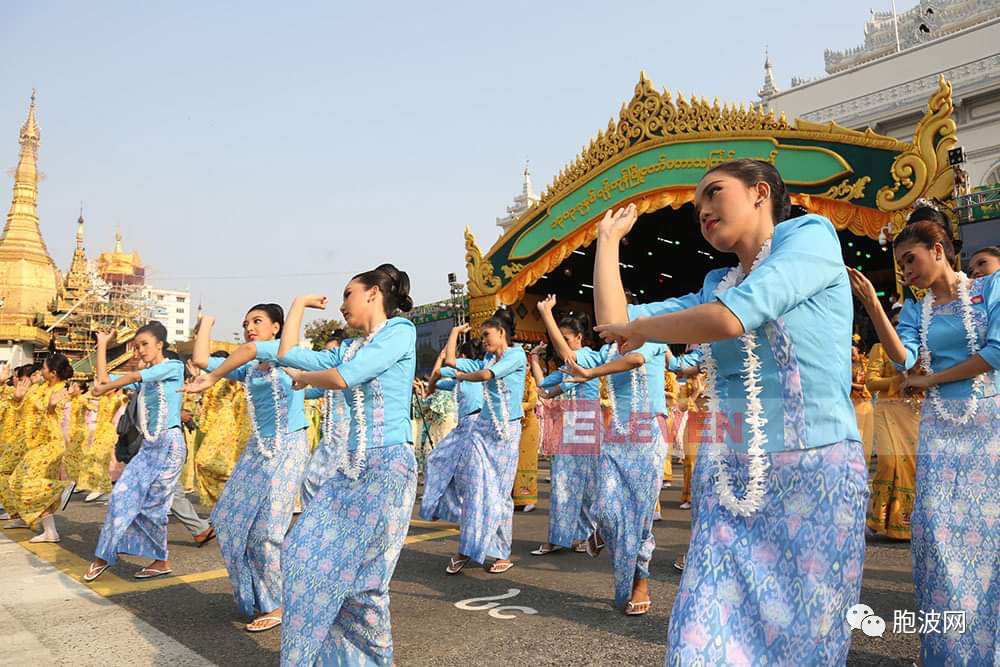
20, 89, 40, 145
114, 230, 123, 252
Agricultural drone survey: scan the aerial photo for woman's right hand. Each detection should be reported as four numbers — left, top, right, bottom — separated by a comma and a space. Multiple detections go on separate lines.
14, 376, 30, 399
300, 295, 328, 310
95, 330, 113, 347
597, 203, 638, 242
847, 268, 881, 312
452, 323, 471, 336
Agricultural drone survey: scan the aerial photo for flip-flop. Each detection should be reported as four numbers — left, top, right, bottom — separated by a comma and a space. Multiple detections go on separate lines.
134, 567, 173, 579
83, 562, 109, 582
194, 527, 216, 548
624, 600, 652, 616
530, 544, 562, 556
445, 556, 469, 575
585, 532, 605, 558
573, 542, 588, 553
486, 560, 514, 574
59, 482, 77, 512
246, 614, 282, 633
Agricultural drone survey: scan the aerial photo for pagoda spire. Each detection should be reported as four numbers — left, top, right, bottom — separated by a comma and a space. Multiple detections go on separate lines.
0, 90, 59, 317
757, 47, 779, 102
65, 207, 92, 294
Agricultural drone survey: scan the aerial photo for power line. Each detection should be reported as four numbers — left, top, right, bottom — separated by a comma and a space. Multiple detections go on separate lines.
143, 269, 360, 282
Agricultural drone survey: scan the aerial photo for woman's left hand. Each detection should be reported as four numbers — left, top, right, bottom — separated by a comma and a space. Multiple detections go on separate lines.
282, 368, 308, 391
560, 357, 591, 383
901, 372, 932, 395
594, 321, 645, 353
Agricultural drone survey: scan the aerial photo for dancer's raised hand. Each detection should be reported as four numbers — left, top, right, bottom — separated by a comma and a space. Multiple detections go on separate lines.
597, 203, 638, 242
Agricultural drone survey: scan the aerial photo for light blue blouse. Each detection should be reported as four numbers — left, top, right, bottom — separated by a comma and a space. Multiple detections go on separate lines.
207, 340, 306, 438
668, 348, 703, 373
279, 317, 417, 448
895, 271, 1000, 399
114, 359, 185, 431
442, 346, 527, 421
539, 347, 603, 400
628, 214, 859, 453
436, 358, 485, 417
598, 341, 668, 417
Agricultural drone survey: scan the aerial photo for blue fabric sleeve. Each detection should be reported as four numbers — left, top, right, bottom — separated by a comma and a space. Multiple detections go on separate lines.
980, 272, 1000, 370
139, 360, 182, 384
338, 323, 415, 389
488, 348, 526, 380
304, 388, 325, 400
540, 370, 564, 388
205, 356, 249, 382
279, 345, 341, 371
630, 341, 663, 364
716, 215, 846, 333
893, 300, 921, 372
435, 378, 456, 391
668, 348, 703, 372
455, 358, 480, 373
439, 366, 457, 379
255, 340, 280, 363
110, 373, 138, 392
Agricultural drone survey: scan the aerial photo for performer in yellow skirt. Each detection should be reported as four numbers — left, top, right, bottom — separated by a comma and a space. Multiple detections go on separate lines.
851, 343, 875, 466
513, 370, 539, 511
5, 353, 75, 542
77, 389, 126, 498
62, 382, 91, 485
679, 371, 706, 510
195, 361, 250, 507
0, 365, 43, 520
864, 337, 919, 540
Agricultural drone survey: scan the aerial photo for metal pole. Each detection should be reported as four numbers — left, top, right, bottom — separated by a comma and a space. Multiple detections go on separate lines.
892, 0, 901, 52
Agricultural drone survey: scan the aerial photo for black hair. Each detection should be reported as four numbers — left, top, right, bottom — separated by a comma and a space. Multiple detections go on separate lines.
79, 381, 90, 393
44, 352, 74, 381
165, 349, 181, 361
16, 364, 38, 378
325, 329, 347, 346
971, 245, 1000, 261
136, 321, 170, 353
557, 310, 591, 346
482, 307, 516, 344
210, 350, 230, 358
459, 338, 484, 359
246, 303, 285, 338
352, 263, 414, 315
894, 206, 958, 264
704, 158, 792, 223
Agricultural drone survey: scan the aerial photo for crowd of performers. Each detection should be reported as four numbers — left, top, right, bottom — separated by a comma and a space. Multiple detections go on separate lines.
1, 158, 999, 666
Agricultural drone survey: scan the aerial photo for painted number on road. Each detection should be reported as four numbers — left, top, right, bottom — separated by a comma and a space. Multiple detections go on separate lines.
454, 588, 538, 619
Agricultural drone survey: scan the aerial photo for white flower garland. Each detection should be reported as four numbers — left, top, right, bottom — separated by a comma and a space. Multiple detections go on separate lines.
137, 381, 167, 441
244, 361, 284, 459
335, 321, 387, 480
483, 354, 513, 439
604, 343, 647, 436
321, 389, 349, 450
919, 271, 985, 425
701, 238, 772, 517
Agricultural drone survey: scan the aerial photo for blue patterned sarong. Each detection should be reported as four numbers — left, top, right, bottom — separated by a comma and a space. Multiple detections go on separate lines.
211, 428, 309, 617
419, 416, 476, 523
913, 395, 1000, 666
666, 439, 868, 666
95, 428, 186, 565
281, 443, 417, 667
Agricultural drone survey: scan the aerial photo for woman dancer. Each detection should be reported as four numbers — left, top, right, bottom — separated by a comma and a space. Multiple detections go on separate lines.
851, 344, 875, 465
0, 364, 41, 522
194, 353, 249, 507
513, 370, 540, 512
182, 304, 310, 633
85, 323, 186, 582
77, 386, 125, 502
429, 308, 525, 575
529, 297, 603, 555
864, 308, 919, 540
5, 353, 76, 542
850, 206, 1000, 666
275, 264, 418, 666
421, 337, 487, 531
562, 335, 668, 615
597, 159, 868, 664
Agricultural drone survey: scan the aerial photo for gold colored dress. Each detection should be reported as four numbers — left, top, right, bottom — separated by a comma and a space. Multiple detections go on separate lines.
852, 354, 875, 466
865, 343, 919, 540
0, 383, 44, 511
680, 374, 706, 505
181, 393, 201, 493
663, 371, 678, 484
77, 391, 126, 494
306, 398, 323, 453
7, 381, 72, 524
196, 381, 249, 507
512, 373, 539, 507
62, 393, 92, 483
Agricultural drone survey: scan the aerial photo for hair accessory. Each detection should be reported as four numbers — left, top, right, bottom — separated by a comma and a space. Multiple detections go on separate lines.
913, 197, 939, 211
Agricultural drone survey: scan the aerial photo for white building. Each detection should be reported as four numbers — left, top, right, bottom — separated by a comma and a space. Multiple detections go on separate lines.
496, 163, 541, 234
144, 287, 192, 344
761, 0, 1000, 258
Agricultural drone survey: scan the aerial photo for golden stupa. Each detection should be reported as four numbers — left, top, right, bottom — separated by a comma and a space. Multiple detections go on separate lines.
0, 91, 59, 321
97, 231, 144, 284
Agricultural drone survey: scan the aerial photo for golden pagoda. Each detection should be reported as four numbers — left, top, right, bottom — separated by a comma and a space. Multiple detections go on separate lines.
97, 231, 144, 284
0, 91, 59, 322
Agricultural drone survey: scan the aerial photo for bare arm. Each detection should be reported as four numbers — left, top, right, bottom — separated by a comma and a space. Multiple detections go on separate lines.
191, 315, 214, 369
94, 371, 142, 397
593, 205, 636, 326
920, 355, 993, 388
278, 295, 328, 359
848, 268, 908, 364
536, 295, 575, 364
444, 324, 470, 368
95, 332, 112, 385
284, 367, 348, 391
564, 353, 643, 381
598, 302, 744, 353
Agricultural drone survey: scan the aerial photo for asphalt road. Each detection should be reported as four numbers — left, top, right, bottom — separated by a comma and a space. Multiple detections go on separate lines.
3, 466, 920, 666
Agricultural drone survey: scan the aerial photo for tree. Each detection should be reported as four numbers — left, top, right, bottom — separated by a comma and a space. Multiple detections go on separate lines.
304, 318, 347, 350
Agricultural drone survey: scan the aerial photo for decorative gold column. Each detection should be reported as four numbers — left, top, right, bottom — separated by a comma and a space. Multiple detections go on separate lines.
464, 227, 499, 333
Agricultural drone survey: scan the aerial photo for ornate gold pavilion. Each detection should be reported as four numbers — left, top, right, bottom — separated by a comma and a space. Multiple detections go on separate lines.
464, 73, 960, 339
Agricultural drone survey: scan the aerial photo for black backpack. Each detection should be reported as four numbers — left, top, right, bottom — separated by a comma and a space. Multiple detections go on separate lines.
115, 390, 144, 464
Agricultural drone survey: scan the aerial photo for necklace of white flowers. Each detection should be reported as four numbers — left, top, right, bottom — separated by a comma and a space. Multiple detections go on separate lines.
919, 271, 985, 425
243, 361, 285, 459
604, 342, 648, 437
137, 379, 168, 441
321, 389, 350, 452
335, 320, 388, 480
700, 237, 772, 518
483, 354, 513, 439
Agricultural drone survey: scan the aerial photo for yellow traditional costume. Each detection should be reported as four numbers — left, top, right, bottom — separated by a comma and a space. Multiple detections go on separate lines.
864, 342, 919, 540
0, 382, 44, 512
513, 372, 539, 507
680, 373, 706, 506
6, 381, 72, 525
181, 393, 201, 493
195, 380, 249, 507
851, 350, 875, 466
62, 392, 92, 484
77, 391, 126, 494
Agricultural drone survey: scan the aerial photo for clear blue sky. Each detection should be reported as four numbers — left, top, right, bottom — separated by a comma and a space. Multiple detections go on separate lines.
2, 1, 901, 337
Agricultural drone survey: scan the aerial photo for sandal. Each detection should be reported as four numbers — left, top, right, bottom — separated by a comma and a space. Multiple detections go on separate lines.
530, 544, 562, 556
585, 532, 605, 558
246, 614, 282, 633
625, 599, 652, 616
194, 527, 216, 548
83, 561, 110, 582
573, 541, 588, 553
445, 556, 469, 575
486, 560, 514, 574
134, 567, 173, 579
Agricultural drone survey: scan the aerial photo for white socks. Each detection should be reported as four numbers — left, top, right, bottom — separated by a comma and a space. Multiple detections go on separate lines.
28, 515, 59, 543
